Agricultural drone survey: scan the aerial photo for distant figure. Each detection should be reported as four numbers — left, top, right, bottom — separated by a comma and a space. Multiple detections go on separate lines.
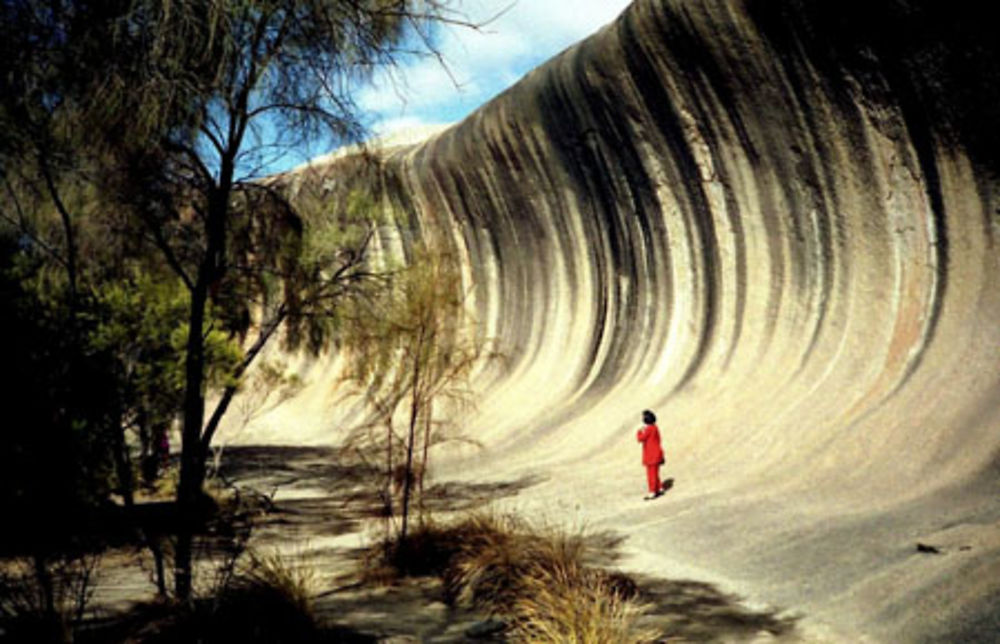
157, 429, 170, 472
637, 410, 664, 500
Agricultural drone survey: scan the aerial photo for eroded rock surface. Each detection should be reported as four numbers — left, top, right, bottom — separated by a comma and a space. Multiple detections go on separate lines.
243, 1, 1000, 640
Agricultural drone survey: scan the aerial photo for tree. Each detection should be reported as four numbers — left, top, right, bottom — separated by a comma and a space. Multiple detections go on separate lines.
108, 1, 469, 600
0, 230, 119, 633
343, 243, 490, 545
87, 270, 245, 498
1, 0, 479, 599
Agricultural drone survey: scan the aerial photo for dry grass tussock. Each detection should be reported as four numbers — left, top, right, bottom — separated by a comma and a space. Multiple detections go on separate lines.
233, 548, 317, 615
367, 511, 659, 643
140, 547, 320, 644
0, 552, 101, 642
513, 566, 654, 644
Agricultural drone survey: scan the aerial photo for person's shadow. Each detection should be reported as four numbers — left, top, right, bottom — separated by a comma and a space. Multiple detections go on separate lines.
661, 478, 675, 493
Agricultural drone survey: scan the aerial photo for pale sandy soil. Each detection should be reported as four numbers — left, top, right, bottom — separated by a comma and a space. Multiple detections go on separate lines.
79, 445, 798, 642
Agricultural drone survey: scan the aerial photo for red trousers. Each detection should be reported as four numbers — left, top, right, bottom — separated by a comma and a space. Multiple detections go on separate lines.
645, 464, 661, 494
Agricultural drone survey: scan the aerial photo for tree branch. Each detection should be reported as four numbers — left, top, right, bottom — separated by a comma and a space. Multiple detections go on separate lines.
199, 302, 288, 454
38, 151, 78, 301
1, 176, 72, 268
146, 218, 195, 291
198, 120, 227, 159
0, 209, 69, 268
164, 139, 216, 187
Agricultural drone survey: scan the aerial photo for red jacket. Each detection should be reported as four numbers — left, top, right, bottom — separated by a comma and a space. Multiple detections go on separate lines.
637, 424, 664, 465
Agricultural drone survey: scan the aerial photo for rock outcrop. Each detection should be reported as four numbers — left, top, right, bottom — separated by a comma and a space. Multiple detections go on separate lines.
251, 1, 1000, 640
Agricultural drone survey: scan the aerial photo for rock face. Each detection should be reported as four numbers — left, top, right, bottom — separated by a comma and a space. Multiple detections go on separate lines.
254, 1, 1000, 640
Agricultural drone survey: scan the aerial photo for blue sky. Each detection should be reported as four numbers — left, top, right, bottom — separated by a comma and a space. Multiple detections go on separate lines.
358, 0, 633, 139
259, 1, 633, 174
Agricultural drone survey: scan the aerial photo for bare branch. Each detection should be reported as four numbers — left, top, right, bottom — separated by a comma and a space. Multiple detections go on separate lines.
200, 302, 288, 453
198, 120, 227, 159
145, 217, 195, 291
165, 139, 216, 187
0, 209, 69, 269
38, 151, 78, 300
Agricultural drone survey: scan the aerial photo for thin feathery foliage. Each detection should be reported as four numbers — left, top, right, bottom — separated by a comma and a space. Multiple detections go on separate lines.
1, 0, 485, 601
341, 241, 495, 543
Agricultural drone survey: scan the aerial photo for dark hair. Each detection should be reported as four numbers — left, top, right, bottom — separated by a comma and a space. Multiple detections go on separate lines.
642, 410, 656, 425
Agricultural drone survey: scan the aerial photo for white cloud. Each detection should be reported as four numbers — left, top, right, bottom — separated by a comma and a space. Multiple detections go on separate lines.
359, 0, 634, 131
358, 53, 484, 115
457, 0, 631, 57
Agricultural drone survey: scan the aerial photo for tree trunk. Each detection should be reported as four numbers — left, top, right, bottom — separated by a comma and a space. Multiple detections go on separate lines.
112, 415, 135, 509
399, 337, 424, 545
399, 400, 418, 545
32, 552, 56, 622
174, 145, 234, 599
39, 152, 77, 307
174, 277, 209, 600
199, 306, 286, 456
138, 411, 155, 487
150, 537, 167, 597
384, 416, 393, 552
418, 399, 432, 515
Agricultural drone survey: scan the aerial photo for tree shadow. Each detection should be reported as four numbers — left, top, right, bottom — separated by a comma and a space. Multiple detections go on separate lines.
217, 446, 547, 546
309, 531, 795, 643
75, 597, 379, 644
584, 531, 630, 567
633, 574, 798, 641
421, 474, 548, 513
313, 577, 493, 643
70, 447, 795, 642
216, 445, 376, 494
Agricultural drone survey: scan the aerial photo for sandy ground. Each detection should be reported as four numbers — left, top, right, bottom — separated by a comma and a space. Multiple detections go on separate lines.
79, 446, 799, 642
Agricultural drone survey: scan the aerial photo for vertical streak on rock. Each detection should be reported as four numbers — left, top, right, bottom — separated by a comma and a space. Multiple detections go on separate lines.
886, 84, 949, 391
619, 3, 721, 392
285, 0, 1000, 510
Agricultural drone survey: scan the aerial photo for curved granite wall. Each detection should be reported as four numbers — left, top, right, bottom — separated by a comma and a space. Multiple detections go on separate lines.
375, 0, 1000, 489
257, 0, 1000, 639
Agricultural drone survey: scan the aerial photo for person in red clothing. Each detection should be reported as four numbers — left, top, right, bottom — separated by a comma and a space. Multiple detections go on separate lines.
637, 409, 665, 500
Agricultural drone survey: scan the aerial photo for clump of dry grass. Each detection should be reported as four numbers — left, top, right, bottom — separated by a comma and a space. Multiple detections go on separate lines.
230, 548, 316, 616
144, 548, 320, 644
0, 552, 102, 643
365, 511, 657, 642
512, 566, 654, 643
443, 513, 586, 612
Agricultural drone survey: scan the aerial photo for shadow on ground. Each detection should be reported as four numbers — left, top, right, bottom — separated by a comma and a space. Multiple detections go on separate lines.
217, 445, 377, 495
314, 577, 498, 643
307, 564, 798, 643
75, 602, 378, 644
422, 474, 548, 513
60, 446, 795, 642
633, 574, 798, 642
208, 447, 798, 641
217, 445, 547, 547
